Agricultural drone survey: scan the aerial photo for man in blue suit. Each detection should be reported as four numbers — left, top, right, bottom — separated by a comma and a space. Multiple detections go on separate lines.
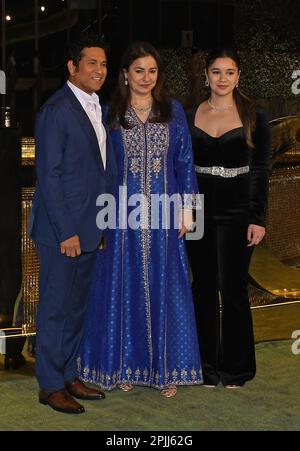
29, 34, 116, 414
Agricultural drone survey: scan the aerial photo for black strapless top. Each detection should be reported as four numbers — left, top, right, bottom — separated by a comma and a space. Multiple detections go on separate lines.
186, 107, 270, 226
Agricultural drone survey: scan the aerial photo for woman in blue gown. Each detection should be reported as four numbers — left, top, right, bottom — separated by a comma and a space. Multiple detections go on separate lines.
78, 42, 202, 397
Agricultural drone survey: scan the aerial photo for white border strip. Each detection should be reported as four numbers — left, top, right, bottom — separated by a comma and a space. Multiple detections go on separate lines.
251, 300, 300, 310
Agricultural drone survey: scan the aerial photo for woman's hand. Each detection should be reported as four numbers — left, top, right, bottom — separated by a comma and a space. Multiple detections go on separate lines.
247, 224, 266, 247
178, 209, 195, 239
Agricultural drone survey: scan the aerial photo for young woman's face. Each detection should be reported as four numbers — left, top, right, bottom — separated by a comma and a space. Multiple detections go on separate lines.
206, 57, 240, 97
124, 55, 158, 97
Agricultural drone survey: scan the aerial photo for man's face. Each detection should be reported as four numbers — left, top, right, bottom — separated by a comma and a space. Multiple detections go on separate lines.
68, 47, 107, 94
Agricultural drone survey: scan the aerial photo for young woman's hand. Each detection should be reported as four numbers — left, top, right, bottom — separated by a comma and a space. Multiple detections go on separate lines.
247, 224, 266, 247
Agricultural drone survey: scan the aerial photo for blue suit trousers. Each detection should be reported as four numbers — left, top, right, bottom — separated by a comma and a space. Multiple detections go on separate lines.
36, 244, 96, 391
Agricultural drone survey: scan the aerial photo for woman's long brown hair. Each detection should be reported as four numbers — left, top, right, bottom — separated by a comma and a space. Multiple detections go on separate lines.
108, 41, 172, 129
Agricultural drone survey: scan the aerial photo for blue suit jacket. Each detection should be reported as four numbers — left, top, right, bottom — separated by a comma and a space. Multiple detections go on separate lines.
29, 83, 117, 252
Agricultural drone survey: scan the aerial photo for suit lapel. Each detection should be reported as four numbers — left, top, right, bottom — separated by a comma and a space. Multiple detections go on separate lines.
64, 84, 105, 172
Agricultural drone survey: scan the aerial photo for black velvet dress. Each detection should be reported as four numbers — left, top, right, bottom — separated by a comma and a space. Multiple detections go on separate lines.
186, 107, 270, 386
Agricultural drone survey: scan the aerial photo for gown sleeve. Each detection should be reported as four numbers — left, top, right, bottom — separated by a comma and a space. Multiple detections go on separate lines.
249, 108, 271, 227
173, 100, 199, 210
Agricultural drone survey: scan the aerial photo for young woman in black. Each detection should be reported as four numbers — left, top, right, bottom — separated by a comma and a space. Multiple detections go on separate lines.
186, 48, 270, 388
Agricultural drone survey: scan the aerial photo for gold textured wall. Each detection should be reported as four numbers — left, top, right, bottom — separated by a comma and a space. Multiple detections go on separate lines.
22, 187, 39, 334
21, 139, 38, 334
265, 146, 300, 265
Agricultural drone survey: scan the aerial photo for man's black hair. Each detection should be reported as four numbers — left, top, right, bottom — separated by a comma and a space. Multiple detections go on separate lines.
67, 33, 107, 67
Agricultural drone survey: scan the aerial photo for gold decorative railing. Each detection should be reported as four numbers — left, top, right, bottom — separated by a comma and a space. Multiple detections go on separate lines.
22, 137, 36, 165
21, 138, 38, 334
21, 187, 39, 334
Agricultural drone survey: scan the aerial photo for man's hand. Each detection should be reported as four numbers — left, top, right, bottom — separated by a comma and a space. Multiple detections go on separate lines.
247, 224, 266, 247
60, 235, 81, 257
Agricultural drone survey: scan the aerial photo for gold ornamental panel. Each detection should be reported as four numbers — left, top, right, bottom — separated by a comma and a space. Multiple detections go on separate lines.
21, 137, 35, 166
21, 187, 39, 335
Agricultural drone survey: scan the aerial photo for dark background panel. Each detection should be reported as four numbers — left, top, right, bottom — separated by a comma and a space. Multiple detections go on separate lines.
0, 127, 22, 328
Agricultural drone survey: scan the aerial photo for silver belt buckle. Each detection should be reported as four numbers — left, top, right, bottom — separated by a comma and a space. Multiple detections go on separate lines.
212, 166, 225, 177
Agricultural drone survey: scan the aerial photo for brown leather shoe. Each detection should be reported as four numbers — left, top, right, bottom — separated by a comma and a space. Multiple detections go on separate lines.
65, 378, 105, 400
39, 389, 85, 414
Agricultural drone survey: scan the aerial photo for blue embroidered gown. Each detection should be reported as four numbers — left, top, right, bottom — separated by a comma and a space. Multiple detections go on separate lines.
78, 100, 202, 390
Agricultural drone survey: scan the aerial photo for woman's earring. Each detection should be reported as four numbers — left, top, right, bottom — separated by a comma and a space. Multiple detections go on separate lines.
236, 82, 239, 88
205, 80, 209, 87
125, 78, 128, 86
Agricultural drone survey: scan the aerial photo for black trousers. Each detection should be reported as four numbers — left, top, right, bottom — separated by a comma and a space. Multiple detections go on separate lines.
187, 220, 256, 386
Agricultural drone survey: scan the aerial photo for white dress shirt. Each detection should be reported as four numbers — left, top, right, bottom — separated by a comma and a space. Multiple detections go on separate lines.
67, 80, 107, 169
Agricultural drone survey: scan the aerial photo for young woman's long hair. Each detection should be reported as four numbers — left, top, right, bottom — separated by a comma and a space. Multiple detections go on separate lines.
108, 41, 172, 129
206, 48, 256, 148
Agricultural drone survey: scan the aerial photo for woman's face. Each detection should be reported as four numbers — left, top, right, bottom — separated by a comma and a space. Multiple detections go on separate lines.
206, 57, 240, 97
124, 55, 158, 97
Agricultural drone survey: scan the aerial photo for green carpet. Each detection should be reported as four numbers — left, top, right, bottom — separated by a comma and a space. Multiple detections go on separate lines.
0, 340, 299, 431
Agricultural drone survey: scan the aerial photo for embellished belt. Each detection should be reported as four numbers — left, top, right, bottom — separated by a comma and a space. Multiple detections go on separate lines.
194, 165, 250, 178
